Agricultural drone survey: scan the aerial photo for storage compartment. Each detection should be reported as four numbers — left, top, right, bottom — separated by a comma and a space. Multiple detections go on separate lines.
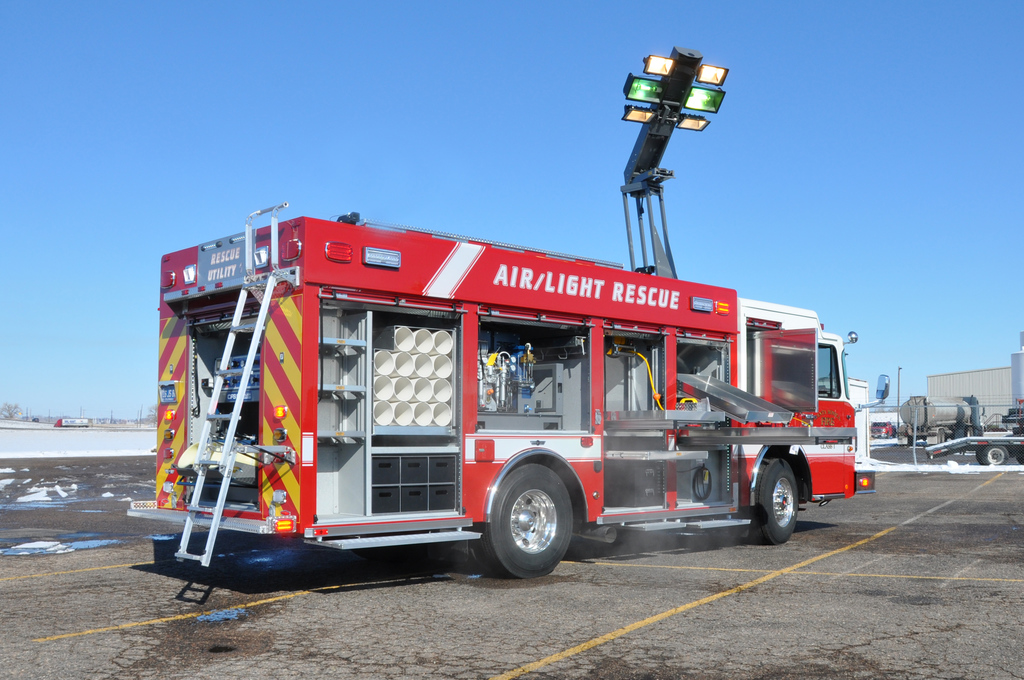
604, 460, 665, 508
401, 486, 428, 512
371, 487, 400, 514
401, 457, 428, 484
371, 457, 400, 485
428, 456, 456, 483
428, 484, 457, 511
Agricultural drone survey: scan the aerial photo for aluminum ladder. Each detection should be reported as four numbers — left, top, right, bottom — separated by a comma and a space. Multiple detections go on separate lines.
176, 202, 296, 566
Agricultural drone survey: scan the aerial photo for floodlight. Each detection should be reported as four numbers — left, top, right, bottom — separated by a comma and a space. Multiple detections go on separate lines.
683, 85, 725, 113
676, 114, 709, 131
622, 105, 656, 123
643, 55, 674, 77
696, 64, 729, 86
623, 74, 664, 104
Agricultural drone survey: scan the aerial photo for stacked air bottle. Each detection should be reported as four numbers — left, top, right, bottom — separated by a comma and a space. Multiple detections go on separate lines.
372, 326, 454, 428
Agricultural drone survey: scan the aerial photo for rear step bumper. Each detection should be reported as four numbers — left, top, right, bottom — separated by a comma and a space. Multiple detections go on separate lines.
128, 501, 274, 534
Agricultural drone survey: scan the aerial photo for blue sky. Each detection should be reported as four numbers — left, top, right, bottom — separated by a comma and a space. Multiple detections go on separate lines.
1, 1, 1021, 419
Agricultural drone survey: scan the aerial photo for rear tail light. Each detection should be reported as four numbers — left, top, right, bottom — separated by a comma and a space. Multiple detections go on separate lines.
325, 242, 354, 263
161, 271, 176, 288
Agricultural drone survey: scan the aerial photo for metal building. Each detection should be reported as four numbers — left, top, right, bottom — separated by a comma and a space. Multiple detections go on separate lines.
927, 366, 1012, 415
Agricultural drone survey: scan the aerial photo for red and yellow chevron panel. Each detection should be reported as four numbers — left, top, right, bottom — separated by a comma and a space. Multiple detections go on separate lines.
156, 315, 189, 509
260, 291, 302, 520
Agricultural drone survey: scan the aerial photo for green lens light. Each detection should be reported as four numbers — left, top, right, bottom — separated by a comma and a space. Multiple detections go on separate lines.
625, 76, 663, 104
684, 86, 725, 113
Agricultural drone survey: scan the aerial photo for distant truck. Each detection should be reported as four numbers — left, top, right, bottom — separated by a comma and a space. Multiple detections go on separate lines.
897, 396, 983, 446
54, 418, 89, 428
870, 421, 896, 439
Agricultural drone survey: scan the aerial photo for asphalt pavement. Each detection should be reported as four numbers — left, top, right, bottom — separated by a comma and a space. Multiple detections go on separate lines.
1, 455, 1023, 679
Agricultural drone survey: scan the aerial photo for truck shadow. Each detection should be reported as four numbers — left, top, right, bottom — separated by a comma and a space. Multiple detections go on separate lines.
134, 532, 461, 598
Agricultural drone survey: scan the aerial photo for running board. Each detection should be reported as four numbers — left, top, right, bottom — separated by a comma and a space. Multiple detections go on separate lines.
624, 518, 750, 532
307, 531, 481, 551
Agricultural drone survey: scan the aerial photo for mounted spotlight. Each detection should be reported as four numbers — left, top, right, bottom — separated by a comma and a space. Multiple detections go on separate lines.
696, 64, 729, 86
623, 74, 664, 104
643, 55, 674, 77
622, 105, 656, 123
683, 85, 725, 113
676, 114, 709, 131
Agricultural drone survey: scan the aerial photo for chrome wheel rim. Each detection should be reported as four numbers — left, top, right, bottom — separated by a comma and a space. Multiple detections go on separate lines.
509, 488, 557, 554
772, 477, 795, 527
988, 448, 1007, 465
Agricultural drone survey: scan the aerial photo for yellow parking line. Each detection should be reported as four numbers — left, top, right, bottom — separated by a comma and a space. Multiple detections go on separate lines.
792, 571, 1024, 583
583, 561, 1024, 584
33, 574, 434, 642
490, 472, 1010, 679
34, 590, 310, 642
0, 561, 158, 582
489, 526, 896, 680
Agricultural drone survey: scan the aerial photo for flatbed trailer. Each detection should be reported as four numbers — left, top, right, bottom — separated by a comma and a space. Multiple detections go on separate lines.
926, 436, 1024, 466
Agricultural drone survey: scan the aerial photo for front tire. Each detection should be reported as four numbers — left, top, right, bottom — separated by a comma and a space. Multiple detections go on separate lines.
752, 458, 798, 545
976, 445, 1008, 466
479, 464, 572, 578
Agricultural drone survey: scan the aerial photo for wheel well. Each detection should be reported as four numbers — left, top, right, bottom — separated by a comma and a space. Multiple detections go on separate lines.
486, 450, 588, 532
758, 446, 812, 504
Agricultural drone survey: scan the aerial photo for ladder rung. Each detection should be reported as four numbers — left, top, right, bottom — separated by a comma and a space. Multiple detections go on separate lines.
175, 551, 205, 562
216, 368, 245, 376
186, 505, 212, 514
231, 323, 257, 333
192, 459, 221, 467
206, 413, 232, 420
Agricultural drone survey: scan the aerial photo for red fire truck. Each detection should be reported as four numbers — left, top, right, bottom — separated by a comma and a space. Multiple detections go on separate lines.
129, 206, 877, 577
129, 47, 881, 577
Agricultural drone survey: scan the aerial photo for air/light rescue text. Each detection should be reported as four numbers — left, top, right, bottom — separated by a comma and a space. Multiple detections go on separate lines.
491, 264, 680, 310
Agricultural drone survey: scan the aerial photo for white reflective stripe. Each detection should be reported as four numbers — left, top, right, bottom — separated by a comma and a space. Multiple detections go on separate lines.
423, 242, 484, 299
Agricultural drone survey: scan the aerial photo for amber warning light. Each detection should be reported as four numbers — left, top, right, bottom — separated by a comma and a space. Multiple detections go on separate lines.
855, 471, 876, 494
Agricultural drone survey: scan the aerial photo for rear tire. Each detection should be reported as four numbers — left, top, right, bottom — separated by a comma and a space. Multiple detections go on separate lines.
976, 445, 1008, 466
479, 464, 572, 578
752, 459, 798, 545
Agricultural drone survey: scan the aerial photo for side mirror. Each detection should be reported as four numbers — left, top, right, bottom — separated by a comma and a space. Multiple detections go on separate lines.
876, 374, 890, 401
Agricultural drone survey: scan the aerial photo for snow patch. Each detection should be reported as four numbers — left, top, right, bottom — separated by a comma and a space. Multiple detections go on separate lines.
0, 468, 14, 473
197, 609, 247, 623
16, 489, 50, 503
